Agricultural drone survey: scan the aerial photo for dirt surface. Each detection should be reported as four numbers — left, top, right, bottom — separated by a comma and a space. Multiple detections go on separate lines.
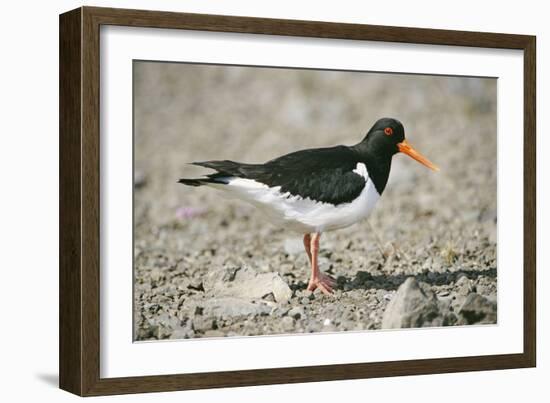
133, 61, 497, 340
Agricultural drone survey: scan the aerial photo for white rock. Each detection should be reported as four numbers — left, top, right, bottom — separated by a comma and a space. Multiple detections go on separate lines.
201, 297, 272, 318
381, 277, 442, 329
204, 266, 292, 303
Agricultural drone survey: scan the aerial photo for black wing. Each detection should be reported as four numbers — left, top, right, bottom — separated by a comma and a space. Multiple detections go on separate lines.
193, 146, 366, 205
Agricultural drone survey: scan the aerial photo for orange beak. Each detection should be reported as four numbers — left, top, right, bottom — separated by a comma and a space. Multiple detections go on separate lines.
397, 139, 439, 172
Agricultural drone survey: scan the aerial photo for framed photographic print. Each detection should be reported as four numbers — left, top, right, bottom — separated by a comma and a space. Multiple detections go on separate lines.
59, 6, 536, 396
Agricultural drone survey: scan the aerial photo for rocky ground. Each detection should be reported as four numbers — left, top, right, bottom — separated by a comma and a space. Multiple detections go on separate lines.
133, 62, 497, 341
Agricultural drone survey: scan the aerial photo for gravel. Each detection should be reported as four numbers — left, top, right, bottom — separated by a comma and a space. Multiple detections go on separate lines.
133, 62, 497, 340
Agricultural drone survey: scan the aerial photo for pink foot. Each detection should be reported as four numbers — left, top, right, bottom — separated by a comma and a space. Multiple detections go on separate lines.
307, 272, 336, 295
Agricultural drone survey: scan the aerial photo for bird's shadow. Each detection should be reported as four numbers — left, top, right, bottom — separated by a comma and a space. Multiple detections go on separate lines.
289, 267, 497, 292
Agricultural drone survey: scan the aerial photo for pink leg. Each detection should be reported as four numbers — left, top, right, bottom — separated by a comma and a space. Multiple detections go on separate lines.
306, 233, 336, 295
303, 234, 312, 264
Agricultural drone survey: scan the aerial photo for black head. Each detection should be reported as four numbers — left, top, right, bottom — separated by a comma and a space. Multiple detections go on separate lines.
352, 117, 438, 193
355, 117, 438, 171
361, 117, 405, 156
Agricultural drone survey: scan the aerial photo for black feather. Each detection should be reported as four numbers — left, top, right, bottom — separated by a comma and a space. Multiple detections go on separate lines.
182, 146, 370, 205
177, 178, 205, 187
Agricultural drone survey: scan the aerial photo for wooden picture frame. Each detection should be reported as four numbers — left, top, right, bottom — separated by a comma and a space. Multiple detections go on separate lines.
59, 6, 536, 396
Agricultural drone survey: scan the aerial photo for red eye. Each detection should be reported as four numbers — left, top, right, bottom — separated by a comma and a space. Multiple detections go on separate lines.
384, 127, 393, 136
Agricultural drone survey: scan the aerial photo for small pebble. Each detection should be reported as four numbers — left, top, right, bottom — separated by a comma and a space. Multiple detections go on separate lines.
288, 307, 305, 320
281, 316, 295, 331
134, 170, 147, 188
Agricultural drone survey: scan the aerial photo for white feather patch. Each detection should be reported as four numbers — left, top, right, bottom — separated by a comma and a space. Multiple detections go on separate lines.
353, 162, 368, 178
205, 162, 380, 233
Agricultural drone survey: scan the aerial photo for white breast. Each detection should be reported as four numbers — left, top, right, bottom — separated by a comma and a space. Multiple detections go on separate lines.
207, 162, 380, 233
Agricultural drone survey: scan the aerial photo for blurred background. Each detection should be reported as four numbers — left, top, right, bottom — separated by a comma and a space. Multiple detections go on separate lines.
133, 61, 496, 339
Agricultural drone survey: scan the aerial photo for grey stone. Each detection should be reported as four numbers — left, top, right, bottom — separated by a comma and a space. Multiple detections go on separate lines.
134, 170, 147, 188
171, 328, 194, 339
201, 297, 272, 319
143, 320, 173, 339
457, 293, 497, 324
281, 316, 295, 331
475, 283, 493, 296
203, 266, 292, 302
261, 292, 276, 302
170, 318, 195, 339
456, 275, 475, 296
136, 322, 159, 340
156, 312, 180, 329
150, 267, 165, 286
288, 306, 305, 320
191, 316, 215, 332
186, 279, 204, 292
381, 277, 442, 329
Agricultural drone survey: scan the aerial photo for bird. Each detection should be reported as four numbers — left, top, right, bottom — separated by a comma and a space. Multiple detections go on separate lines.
178, 117, 438, 295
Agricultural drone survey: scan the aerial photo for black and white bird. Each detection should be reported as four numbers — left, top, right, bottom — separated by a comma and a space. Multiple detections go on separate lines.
178, 118, 438, 295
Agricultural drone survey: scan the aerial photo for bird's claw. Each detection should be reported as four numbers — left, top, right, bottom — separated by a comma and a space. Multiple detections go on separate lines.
307, 273, 336, 295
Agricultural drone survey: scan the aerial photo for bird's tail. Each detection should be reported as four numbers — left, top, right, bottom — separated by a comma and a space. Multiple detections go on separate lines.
177, 178, 207, 187
178, 160, 246, 187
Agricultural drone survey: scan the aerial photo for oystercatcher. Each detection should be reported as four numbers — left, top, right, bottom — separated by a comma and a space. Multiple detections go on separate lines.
178, 118, 438, 295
